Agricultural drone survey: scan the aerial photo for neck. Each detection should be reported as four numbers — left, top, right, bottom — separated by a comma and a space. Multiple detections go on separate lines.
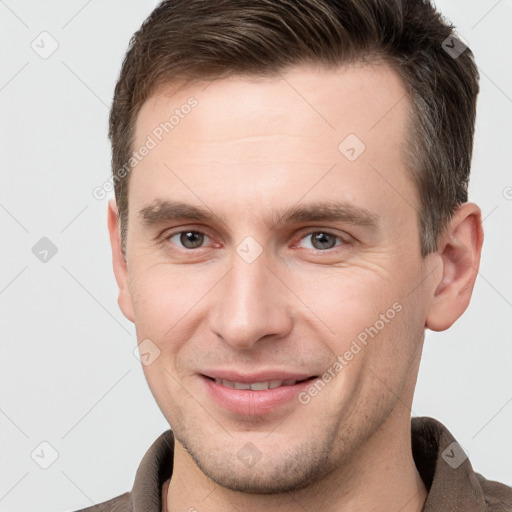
164, 411, 427, 512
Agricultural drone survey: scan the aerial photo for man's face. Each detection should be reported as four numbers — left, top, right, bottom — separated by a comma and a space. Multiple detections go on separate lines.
118, 63, 438, 492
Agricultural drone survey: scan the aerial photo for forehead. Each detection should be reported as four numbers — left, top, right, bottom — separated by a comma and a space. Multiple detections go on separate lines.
129, 62, 417, 229
136, 62, 410, 144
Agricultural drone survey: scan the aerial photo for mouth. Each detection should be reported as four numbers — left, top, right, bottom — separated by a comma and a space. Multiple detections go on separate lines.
199, 372, 319, 416
202, 375, 315, 390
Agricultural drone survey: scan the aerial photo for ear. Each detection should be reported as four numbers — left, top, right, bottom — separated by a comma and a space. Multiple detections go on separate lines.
107, 198, 135, 323
425, 202, 484, 331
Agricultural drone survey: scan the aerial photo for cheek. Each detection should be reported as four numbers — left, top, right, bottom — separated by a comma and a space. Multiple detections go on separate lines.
128, 260, 204, 335
127, 260, 226, 378
290, 266, 403, 343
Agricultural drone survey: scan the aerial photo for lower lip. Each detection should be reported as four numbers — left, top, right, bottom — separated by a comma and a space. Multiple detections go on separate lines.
201, 375, 316, 416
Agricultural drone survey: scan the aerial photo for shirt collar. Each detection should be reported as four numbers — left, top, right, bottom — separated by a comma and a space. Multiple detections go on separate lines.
129, 417, 511, 511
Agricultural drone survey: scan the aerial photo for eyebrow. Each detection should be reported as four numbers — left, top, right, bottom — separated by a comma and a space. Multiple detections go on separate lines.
138, 199, 379, 230
275, 201, 378, 229
139, 200, 226, 225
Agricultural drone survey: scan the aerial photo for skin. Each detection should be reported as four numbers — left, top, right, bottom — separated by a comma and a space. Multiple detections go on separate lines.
108, 62, 483, 512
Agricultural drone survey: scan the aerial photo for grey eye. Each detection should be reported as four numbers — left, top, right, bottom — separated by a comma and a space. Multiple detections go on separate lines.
170, 231, 207, 249
300, 232, 340, 250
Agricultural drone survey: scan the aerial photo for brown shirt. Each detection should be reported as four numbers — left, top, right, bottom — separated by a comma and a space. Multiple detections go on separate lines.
72, 417, 512, 511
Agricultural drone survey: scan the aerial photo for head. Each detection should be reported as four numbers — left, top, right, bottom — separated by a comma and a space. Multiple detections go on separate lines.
108, 0, 483, 495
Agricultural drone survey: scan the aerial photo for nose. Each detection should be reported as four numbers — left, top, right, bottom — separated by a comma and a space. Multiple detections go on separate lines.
208, 250, 294, 350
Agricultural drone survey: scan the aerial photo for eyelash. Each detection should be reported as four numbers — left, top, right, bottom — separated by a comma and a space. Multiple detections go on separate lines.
161, 228, 349, 252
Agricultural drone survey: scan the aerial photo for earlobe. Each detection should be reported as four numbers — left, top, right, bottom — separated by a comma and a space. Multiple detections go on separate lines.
425, 203, 484, 332
107, 199, 135, 323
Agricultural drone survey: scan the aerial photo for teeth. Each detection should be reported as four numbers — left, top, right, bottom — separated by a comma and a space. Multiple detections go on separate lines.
250, 381, 270, 390
213, 378, 300, 390
221, 378, 234, 388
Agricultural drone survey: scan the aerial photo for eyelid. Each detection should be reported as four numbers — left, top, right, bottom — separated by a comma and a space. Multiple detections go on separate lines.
159, 226, 352, 252
293, 228, 352, 249
161, 226, 218, 249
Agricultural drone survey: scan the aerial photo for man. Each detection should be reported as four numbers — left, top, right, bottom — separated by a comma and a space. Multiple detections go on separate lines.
77, 0, 511, 510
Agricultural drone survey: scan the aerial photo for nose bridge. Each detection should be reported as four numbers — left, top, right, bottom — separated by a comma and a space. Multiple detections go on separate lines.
209, 247, 292, 349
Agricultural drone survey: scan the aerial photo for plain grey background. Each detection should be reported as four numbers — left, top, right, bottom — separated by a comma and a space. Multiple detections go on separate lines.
1, 1, 511, 510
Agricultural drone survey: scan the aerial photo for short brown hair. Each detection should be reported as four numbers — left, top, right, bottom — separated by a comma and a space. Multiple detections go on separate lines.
109, 0, 479, 257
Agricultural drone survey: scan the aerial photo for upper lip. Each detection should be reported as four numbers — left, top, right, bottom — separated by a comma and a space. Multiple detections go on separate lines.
200, 370, 316, 383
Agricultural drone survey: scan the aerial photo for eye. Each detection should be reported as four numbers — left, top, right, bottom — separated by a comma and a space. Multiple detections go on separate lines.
298, 231, 344, 251
167, 231, 211, 249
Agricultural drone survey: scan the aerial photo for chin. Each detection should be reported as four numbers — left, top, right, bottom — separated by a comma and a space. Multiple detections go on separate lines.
180, 433, 337, 495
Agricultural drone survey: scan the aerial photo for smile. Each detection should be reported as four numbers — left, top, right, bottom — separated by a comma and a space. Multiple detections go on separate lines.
200, 373, 319, 416
212, 377, 309, 390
